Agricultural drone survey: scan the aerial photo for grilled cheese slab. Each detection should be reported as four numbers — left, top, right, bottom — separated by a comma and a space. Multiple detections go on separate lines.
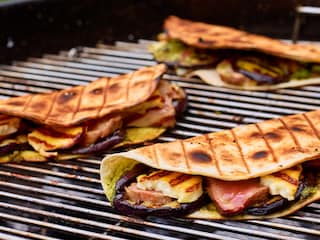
261, 165, 302, 201
137, 170, 203, 203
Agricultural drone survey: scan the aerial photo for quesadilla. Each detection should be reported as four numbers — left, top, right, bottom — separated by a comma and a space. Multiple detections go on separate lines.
149, 16, 320, 91
0, 64, 187, 163
101, 109, 320, 219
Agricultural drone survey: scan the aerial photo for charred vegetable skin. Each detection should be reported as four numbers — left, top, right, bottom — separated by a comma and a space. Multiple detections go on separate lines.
66, 129, 124, 155
231, 55, 318, 84
113, 165, 208, 217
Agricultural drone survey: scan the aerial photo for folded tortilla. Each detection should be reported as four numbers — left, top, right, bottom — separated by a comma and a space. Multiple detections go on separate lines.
151, 16, 320, 91
0, 64, 166, 127
101, 109, 320, 219
164, 16, 320, 63
0, 64, 186, 162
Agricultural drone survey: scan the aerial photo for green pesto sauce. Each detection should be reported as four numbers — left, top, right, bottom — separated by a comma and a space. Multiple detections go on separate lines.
149, 39, 216, 67
101, 156, 139, 202
290, 68, 311, 80
311, 64, 320, 73
301, 173, 320, 200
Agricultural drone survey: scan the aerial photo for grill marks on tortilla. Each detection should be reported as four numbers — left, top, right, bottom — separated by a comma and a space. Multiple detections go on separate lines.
0, 64, 166, 127
190, 151, 212, 163
204, 134, 221, 176
209, 130, 248, 176
230, 128, 250, 173
130, 109, 320, 180
164, 16, 320, 63
255, 123, 278, 163
76, 77, 109, 123
281, 114, 320, 153
183, 135, 221, 177
278, 118, 302, 152
152, 140, 189, 172
28, 93, 58, 123
47, 86, 84, 125
258, 118, 303, 167
302, 113, 320, 140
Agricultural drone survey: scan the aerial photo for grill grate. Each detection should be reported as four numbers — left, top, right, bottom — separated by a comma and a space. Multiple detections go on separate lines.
0, 40, 320, 240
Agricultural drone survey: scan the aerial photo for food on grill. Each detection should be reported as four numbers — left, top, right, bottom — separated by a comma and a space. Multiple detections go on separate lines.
0, 64, 187, 162
149, 39, 219, 68
103, 158, 207, 217
101, 109, 320, 219
149, 16, 320, 90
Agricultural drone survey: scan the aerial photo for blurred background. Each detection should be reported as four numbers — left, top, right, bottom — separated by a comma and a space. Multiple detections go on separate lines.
1, 0, 320, 63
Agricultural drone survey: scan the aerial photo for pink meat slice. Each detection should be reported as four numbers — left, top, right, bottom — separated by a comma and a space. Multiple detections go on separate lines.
206, 178, 269, 216
125, 183, 172, 207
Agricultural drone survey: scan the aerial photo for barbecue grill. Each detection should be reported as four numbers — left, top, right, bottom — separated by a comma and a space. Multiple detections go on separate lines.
0, 39, 319, 240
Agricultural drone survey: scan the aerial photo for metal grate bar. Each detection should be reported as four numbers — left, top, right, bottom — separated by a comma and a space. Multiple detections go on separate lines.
0, 168, 104, 194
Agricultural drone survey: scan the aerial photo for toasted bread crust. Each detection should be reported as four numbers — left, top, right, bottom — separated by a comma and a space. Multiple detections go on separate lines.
105, 109, 320, 180
0, 64, 166, 127
164, 16, 320, 63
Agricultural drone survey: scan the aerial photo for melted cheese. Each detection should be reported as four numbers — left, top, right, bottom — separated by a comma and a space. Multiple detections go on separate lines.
260, 165, 302, 201
137, 170, 203, 203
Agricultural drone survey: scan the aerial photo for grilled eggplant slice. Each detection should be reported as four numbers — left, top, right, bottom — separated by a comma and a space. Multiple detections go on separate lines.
67, 129, 125, 155
113, 166, 207, 217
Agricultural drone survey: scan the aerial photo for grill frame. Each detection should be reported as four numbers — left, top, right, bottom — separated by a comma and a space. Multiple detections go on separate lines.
0, 40, 320, 240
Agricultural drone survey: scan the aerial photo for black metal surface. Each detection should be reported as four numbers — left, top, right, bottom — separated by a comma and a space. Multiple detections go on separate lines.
0, 40, 319, 239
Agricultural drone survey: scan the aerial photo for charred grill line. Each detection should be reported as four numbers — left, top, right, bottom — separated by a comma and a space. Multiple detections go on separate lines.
42, 91, 58, 125
21, 94, 34, 114
302, 113, 320, 140
71, 85, 85, 123
231, 128, 250, 174
278, 118, 303, 153
97, 77, 110, 118
204, 133, 222, 177
180, 140, 190, 173
125, 72, 134, 108
255, 123, 279, 163
151, 143, 160, 169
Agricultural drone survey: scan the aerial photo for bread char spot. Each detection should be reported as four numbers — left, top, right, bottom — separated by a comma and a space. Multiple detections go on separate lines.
291, 125, 305, 132
252, 150, 268, 160
90, 87, 103, 95
197, 37, 216, 45
58, 91, 77, 104
190, 150, 212, 163
6, 100, 25, 106
250, 132, 261, 139
109, 83, 119, 91
30, 101, 47, 111
264, 132, 282, 141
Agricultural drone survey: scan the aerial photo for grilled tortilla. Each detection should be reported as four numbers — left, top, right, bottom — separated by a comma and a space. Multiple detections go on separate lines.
101, 109, 320, 219
0, 64, 187, 163
149, 16, 320, 90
